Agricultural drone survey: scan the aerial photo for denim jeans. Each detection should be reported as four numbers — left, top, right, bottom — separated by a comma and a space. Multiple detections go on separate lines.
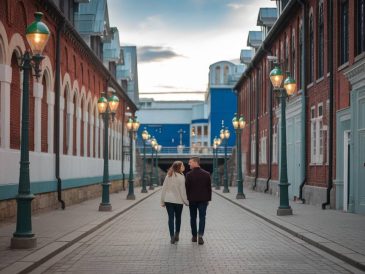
165, 202, 183, 237
189, 202, 208, 237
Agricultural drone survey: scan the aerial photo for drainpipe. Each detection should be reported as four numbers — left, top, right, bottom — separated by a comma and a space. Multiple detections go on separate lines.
322, 0, 334, 209
253, 68, 260, 190
248, 76, 253, 186
263, 45, 273, 193
298, 0, 307, 203
55, 19, 65, 210
121, 101, 126, 190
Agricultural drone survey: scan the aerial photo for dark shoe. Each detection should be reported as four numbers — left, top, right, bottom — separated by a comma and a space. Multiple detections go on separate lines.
192, 236, 197, 242
198, 236, 204, 245
170, 236, 176, 244
174, 233, 179, 242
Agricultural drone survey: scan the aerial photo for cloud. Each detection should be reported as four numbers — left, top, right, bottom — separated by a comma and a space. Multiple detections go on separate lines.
138, 46, 185, 63
227, 3, 247, 10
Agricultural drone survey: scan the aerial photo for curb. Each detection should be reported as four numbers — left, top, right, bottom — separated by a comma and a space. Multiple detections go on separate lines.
5, 189, 160, 274
213, 190, 365, 272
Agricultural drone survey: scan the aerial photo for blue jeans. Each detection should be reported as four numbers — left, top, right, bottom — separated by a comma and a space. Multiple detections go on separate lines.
189, 202, 208, 237
165, 203, 183, 237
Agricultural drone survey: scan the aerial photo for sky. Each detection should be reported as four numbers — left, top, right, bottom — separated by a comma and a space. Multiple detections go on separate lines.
108, 0, 276, 101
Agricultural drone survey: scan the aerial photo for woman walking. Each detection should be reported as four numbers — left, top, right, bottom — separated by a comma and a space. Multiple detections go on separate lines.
161, 161, 189, 244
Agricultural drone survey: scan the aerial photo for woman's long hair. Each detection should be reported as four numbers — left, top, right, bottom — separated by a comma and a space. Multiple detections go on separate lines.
167, 161, 184, 177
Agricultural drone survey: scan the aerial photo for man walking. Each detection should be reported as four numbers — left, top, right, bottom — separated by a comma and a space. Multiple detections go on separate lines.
185, 157, 212, 245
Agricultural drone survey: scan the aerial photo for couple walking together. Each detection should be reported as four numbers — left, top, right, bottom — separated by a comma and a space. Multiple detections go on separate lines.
160, 157, 212, 245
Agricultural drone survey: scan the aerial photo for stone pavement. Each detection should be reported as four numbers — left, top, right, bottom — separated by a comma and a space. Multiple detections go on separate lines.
29, 192, 360, 274
0, 187, 160, 274
214, 187, 365, 272
0, 186, 364, 273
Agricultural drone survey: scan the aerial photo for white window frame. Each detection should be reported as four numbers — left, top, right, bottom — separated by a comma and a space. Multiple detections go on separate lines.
251, 134, 256, 164
317, 103, 324, 164
262, 133, 267, 164
272, 124, 278, 164
310, 106, 317, 164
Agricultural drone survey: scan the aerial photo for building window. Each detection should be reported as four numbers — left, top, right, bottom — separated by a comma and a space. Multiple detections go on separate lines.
285, 36, 289, 72
260, 132, 267, 164
318, 1, 324, 78
203, 125, 208, 136
299, 22, 303, 88
309, 13, 314, 83
251, 134, 256, 164
215, 66, 221, 85
291, 30, 296, 81
310, 104, 324, 164
340, 0, 349, 64
223, 65, 229, 83
357, 0, 365, 55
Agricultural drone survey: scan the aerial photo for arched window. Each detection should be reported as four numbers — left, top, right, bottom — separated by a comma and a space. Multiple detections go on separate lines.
318, 1, 324, 78
309, 13, 314, 83
340, 0, 349, 64
73, 93, 77, 156
299, 21, 303, 88
80, 96, 85, 156
223, 65, 229, 83
10, 52, 21, 149
357, 0, 365, 54
215, 66, 221, 85
63, 87, 69, 155
291, 29, 296, 81
41, 75, 48, 152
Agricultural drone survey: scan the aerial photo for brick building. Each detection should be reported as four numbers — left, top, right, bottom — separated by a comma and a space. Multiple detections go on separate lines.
0, 0, 137, 220
235, 0, 365, 214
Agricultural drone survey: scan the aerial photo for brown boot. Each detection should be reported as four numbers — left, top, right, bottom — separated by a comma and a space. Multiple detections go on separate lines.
174, 233, 179, 242
170, 236, 176, 244
192, 236, 197, 242
198, 236, 204, 245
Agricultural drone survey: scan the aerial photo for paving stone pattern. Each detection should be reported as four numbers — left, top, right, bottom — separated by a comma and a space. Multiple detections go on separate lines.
42, 193, 352, 274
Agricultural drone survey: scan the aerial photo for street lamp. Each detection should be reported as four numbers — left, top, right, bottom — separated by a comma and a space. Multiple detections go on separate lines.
97, 93, 119, 211
269, 64, 297, 216
154, 144, 162, 186
126, 116, 140, 200
11, 12, 50, 249
212, 137, 220, 190
220, 125, 230, 193
232, 114, 246, 199
141, 128, 149, 193
149, 137, 157, 190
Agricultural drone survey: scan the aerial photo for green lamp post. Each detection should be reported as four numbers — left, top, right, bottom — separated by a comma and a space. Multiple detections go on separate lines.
97, 93, 119, 211
149, 137, 157, 190
126, 116, 140, 200
154, 143, 162, 186
232, 114, 246, 199
214, 137, 222, 190
269, 64, 297, 216
212, 137, 218, 190
220, 125, 230, 193
11, 12, 50, 249
141, 128, 149, 193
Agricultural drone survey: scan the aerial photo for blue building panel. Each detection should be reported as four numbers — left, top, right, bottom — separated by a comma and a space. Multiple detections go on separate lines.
137, 124, 190, 147
210, 88, 237, 147
192, 119, 209, 124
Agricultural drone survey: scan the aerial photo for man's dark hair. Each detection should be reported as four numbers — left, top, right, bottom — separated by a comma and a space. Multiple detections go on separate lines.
190, 156, 200, 164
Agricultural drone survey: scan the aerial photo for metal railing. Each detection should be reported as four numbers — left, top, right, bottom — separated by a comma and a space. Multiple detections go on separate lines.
137, 146, 233, 156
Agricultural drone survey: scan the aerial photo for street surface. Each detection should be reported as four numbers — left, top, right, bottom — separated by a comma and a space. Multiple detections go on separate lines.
35, 193, 357, 274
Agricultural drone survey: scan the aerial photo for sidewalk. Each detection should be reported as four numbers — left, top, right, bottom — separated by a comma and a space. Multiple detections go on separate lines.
0, 187, 160, 274
214, 187, 365, 272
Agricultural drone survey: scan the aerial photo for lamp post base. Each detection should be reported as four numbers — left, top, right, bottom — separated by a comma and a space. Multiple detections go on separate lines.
223, 188, 230, 193
127, 194, 136, 200
236, 193, 246, 199
277, 207, 293, 216
141, 188, 148, 193
11, 236, 37, 249
99, 203, 112, 212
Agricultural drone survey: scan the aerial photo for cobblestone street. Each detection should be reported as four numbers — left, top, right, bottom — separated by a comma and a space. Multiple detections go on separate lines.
35, 192, 356, 274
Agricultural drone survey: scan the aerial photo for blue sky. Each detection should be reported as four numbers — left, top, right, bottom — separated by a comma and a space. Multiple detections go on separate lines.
108, 0, 276, 100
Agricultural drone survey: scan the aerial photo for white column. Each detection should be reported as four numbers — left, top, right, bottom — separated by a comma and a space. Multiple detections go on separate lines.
33, 82, 43, 152
89, 115, 94, 158
83, 111, 88, 157
59, 97, 65, 155
95, 116, 99, 158
67, 102, 74, 155
0, 64, 12, 149
76, 107, 81, 156
100, 118, 104, 158
47, 91, 55, 153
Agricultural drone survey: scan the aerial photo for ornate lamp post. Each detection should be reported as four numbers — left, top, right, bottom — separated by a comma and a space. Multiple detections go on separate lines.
126, 116, 140, 200
269, 64, 297, 216
232, 114, 246, 199
141, 128, 149, 193
11, 12, 50, 249
149, 137, 157, 190
97, 93, 119, 211
154, 144, 162, 186
212, 137, 220, 190
220, 126, 230, 193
